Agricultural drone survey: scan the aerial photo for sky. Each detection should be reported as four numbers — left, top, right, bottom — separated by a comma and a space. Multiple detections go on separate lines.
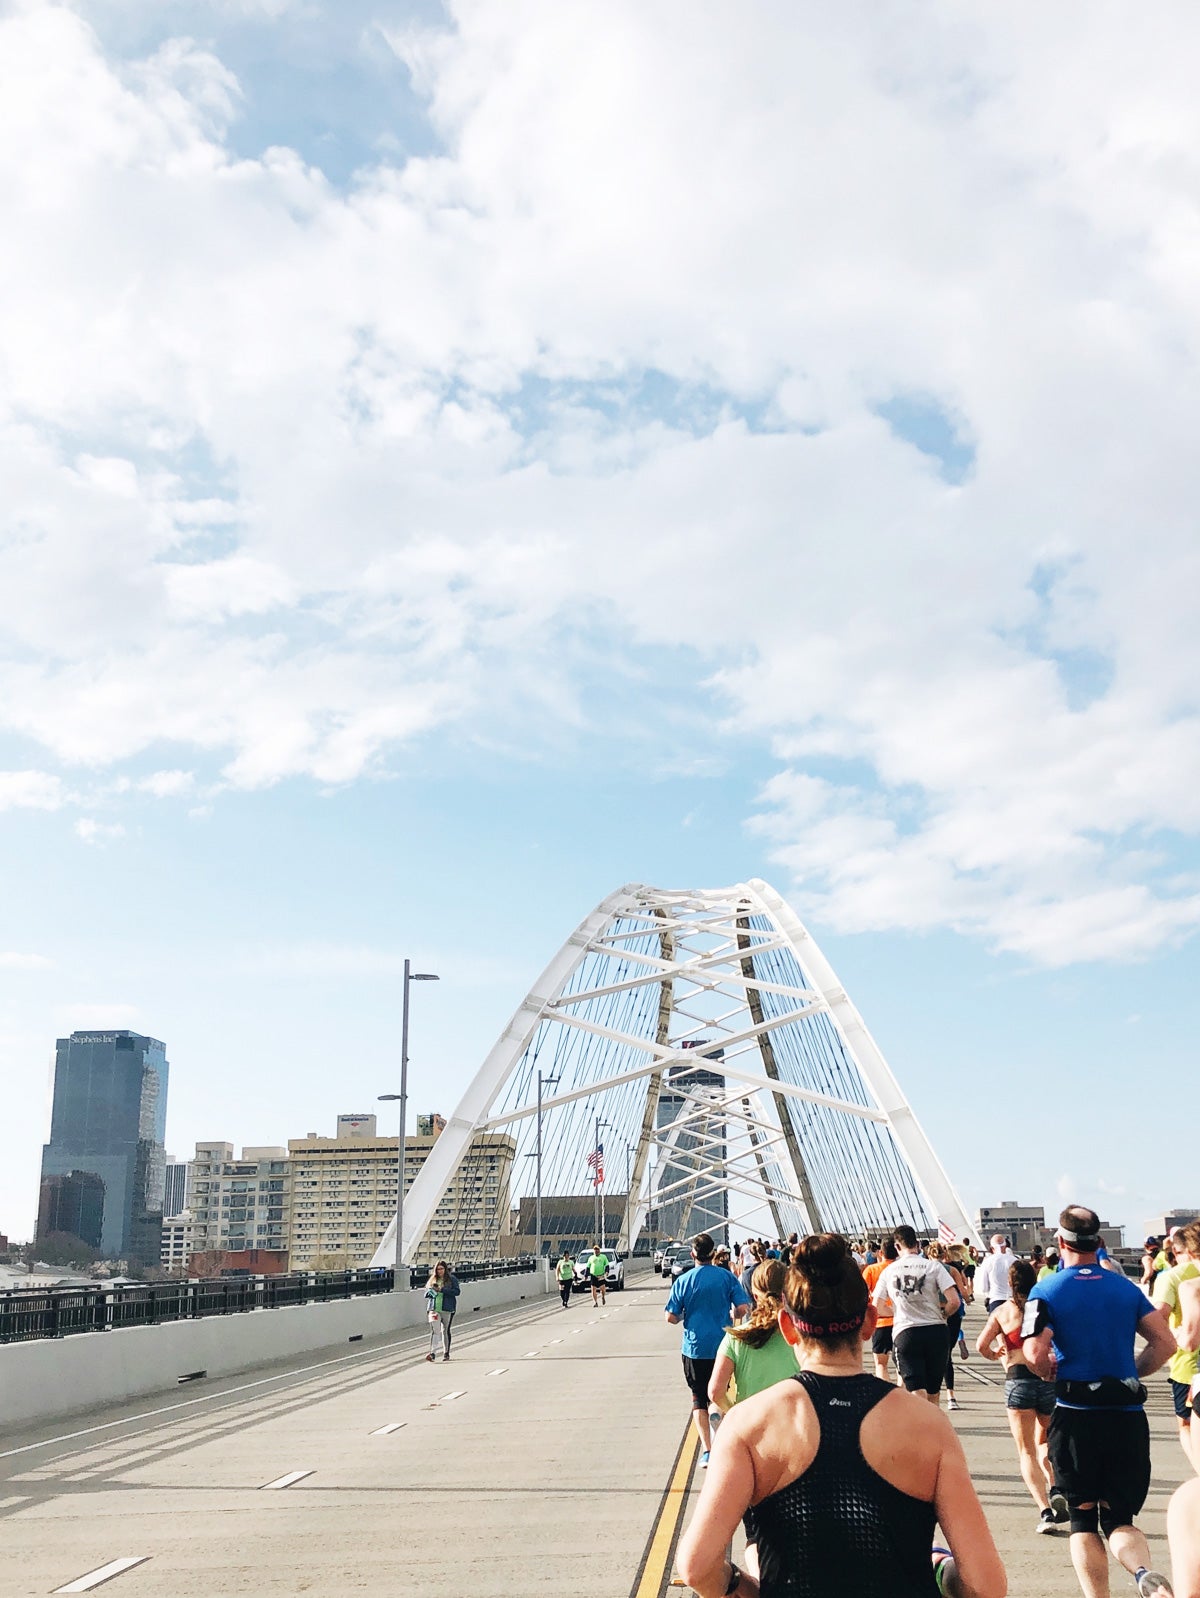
2, 0, 1199, 1244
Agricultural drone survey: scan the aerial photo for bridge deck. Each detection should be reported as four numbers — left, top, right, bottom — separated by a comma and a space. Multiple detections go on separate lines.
0, 1268, 1190, 1597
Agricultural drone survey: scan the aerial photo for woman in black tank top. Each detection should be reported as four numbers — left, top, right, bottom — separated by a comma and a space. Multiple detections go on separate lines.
677, 1233, 1006, 1598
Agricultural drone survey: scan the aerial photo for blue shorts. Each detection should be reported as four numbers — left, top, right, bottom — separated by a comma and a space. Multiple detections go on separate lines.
1170, 1379, 1193, 1421
1006, 1372, 1056, 1414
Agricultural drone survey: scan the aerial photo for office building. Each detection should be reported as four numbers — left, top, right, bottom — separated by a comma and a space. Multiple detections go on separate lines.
37, 1030, 169, 1268
189, 1143, 289, 1263
287, 1113, 516, 1270
1149, 1209, 1199, 1235
654, 1053, 729, 1245
160, 1210, 194, 1275
163, 1156, 191, 1218
977, 1202, 1046, 1252
506, 1192, 629, 1257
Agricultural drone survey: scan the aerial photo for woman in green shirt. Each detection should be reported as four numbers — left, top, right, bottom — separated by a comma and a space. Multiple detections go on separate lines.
556, 1252, 575, 1308
706, 1259, 796, 1584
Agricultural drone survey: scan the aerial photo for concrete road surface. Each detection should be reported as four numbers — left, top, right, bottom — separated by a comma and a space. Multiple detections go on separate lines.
0, 1269, 1192, 1597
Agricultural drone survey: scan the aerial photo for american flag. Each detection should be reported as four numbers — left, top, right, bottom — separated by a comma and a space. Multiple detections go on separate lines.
938, 1219, 957, 1247
586, 1145, 604, 1187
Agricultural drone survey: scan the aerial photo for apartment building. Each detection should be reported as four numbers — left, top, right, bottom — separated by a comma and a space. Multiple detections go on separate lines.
189, 1142, 289, 1264
160, 1209, 194, 1274
287, 1114, 515, 1270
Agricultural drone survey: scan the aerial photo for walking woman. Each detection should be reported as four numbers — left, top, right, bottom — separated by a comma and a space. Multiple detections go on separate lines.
424, 1259, 461, 1362
707, 1261, 798, 1584
677, 1234, 1006, 1598
975, 1259, 1066, 1534
556, 1251, 574, 1308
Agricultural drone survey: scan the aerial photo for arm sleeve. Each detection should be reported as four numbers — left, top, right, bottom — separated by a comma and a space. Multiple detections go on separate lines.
1021, 1289, 1050, 1339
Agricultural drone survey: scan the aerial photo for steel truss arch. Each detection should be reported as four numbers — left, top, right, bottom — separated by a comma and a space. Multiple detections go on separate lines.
371, 880, 972, 1271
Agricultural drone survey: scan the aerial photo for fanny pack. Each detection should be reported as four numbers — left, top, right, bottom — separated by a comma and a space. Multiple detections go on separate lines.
1056, 1376, 1147, 1408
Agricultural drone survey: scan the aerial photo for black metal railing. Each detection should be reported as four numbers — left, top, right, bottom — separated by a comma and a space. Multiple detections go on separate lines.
0, 1258, 538, 1344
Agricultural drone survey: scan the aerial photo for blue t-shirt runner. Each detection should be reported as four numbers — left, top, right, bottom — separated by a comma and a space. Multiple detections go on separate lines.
1022, 1264, 1154, 1407
666, 1261, 751, 1358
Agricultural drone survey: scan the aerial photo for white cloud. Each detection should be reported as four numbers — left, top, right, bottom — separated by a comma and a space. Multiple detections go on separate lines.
0, 953, 55, 971
2, 4, 1200, 962
137, 769, 194, 798
75, 817, 127, 845
0, 771, 64, 811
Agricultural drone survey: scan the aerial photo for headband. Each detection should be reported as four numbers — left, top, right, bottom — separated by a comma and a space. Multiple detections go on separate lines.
788, 1311, 865, 1337
1057, 1226, 1099, 1246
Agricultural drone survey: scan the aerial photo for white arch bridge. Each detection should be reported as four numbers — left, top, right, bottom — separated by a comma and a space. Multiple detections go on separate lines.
372, 880, 971, 1268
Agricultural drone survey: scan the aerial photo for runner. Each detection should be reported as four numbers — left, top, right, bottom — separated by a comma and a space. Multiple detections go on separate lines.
929, 1240, 968, 1411
1152, 1220, 1200, 1471
1140, 1238, 1163, 1294
976, 1258, 1067, 1533
1167, 1478, 1200, 1598
676, 1233, 1006, 1598
976, 1234, 1019, 1313
707, 1259, 798, 1586
862, 1237, 898, 1383
586, 1242, 609, 1305
1021, 1203, 1176, 1598
556, 1250, 574, 1308
872, 1225, 961, 1405
665, 1230, 751, 1467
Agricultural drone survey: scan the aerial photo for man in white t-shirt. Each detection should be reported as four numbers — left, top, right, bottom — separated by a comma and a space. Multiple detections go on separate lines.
872, 1224, 960, 1403
976, 1234, 1018, 1312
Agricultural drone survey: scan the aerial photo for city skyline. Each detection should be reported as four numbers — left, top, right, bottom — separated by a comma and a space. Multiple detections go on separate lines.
4, 5, 1200, 1248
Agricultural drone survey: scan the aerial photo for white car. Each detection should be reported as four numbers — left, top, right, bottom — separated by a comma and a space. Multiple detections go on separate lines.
653, 1241, 677, 1274
573, 1252, 625, 1291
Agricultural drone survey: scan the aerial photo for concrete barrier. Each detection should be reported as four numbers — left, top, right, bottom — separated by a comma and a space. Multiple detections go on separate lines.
0, 1269, 550, 1430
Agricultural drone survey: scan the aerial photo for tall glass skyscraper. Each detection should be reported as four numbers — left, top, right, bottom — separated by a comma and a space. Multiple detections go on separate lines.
38, 1030, 169, 1267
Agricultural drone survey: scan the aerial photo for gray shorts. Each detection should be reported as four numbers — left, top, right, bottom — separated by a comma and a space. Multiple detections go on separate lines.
1006, 1371, 1056, 1414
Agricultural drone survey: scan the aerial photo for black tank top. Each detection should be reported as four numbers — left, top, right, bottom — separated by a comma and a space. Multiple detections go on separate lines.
755, 1372, 940, 1598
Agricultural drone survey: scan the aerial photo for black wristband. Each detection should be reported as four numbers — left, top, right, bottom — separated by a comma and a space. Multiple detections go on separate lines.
724, 1562, 742, 1596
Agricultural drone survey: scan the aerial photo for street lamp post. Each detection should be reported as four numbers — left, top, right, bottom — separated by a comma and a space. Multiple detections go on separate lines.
535, 1070, 560, 1262
378, 957, 439, 1291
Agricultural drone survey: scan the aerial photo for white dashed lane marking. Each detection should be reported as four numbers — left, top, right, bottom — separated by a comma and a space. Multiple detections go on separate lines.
437, 1391, 466, 1402
487, 1368, 508, 1377
369, 1423, 406, 1436
54, 1557, 151, 1592
261, 1470, 313, 1491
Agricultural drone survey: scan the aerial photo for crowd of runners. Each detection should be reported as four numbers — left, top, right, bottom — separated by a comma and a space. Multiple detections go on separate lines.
659, 1204, 1199, 1598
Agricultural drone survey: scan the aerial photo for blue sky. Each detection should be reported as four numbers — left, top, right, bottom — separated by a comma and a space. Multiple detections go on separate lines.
3, 2, 1200, 1243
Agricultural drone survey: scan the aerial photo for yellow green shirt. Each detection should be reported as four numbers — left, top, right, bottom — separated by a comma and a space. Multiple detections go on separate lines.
716, 1328, 798, 1400
1153, 1259, 1199, 1385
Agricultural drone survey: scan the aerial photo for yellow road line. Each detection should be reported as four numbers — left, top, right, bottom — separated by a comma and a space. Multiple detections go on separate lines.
630, 1424, 699, 1598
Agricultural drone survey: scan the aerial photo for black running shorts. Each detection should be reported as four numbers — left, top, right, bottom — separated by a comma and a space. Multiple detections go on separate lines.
895, 1324, 949, 1394
870, 1324, 894, 1355
682, 1356, 717, 1410
1048, 1407, 1151, 1526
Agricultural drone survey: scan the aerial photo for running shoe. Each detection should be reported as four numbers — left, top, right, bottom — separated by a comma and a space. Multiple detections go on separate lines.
1135, 1571, 1174, 1598
957, 1334, 968, 1361
699, 1450, 710, 1468
945, 1395, 960, 1411
1049, 1489, 1068, 1523
1036, 1509, 1057, 1535
424, 1353, 434, 1362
